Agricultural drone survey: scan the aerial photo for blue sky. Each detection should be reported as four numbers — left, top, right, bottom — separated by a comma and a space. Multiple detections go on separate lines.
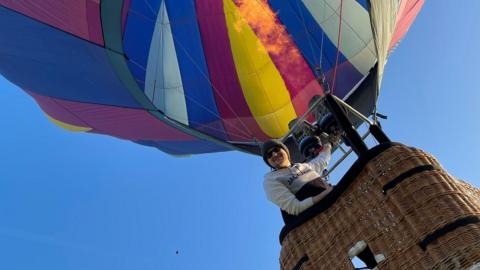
1, 2, 479, 269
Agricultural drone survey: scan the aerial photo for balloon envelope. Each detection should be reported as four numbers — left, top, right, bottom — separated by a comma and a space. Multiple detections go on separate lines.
0, 0, 423, 155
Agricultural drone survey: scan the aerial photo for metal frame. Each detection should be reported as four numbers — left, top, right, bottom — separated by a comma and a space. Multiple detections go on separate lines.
322, 94, 390, 176
324, 94, 369, 156
280, 95, 326, 143
325, 130, 371, 177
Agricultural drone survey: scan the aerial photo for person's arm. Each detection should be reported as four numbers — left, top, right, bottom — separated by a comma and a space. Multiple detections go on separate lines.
306, 143, 332, 173
263, 177, 314, 215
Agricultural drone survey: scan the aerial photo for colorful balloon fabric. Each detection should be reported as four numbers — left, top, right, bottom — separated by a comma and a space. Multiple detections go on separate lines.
0, 0, 423, 155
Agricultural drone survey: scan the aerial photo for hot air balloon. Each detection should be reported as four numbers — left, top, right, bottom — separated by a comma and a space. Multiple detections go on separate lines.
3, 1, 480, 269
0, 0, 419, 156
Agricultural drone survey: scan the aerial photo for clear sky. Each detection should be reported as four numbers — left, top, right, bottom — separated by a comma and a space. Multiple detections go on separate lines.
1, 2, 479, 269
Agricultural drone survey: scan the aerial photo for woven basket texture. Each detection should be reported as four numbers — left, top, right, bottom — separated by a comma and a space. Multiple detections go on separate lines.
280, 144, 480, 270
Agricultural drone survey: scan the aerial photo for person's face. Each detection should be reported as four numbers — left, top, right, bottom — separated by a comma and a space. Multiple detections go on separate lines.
266, 147, 291, 169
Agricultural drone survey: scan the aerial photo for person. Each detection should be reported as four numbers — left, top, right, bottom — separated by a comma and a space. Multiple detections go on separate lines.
262, 137, 333, 224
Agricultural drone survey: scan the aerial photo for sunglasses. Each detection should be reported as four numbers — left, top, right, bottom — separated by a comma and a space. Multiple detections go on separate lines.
266, 147, 282, 159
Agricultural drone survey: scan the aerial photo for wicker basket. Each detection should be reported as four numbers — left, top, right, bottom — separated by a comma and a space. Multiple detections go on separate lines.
279, 143, 480, 270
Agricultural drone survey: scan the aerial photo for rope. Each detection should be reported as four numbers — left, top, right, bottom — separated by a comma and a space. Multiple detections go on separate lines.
331, 0, 344, 95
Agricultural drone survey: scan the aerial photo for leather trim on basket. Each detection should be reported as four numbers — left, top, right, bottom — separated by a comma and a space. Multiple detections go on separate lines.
382, 165, 435, 194
419, 216, 480, 250
279, 142, 398, 244
291, 255, 309, 270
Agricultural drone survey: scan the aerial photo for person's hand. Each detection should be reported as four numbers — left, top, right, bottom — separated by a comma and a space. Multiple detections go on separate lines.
319, 132, 341, 148
328, 131, 342, 147
319, 132, 330, 145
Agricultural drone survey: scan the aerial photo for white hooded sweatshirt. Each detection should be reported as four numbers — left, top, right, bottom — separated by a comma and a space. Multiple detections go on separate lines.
263, 144, 332, 215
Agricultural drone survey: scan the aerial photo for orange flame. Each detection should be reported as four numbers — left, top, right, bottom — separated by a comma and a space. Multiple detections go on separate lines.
234, 0, 301, 61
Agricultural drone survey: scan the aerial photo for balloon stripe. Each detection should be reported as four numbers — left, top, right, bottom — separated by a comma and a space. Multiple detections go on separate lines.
233, 0, 322, 122
302, 0, 376, 77
145, 1, 189, 126
0, 6, 141, 108
46, 115, 92, 132
195, 0, 269, 141
224, 0, 297, 138
269, 0, 364, 98
123, 0, 160, 91
355, 0, 369, 10
28, 91, 93, 132
0, 0, 103, 45
136, 140, 229, 156
268, 0, 362, 90
164, 0, 228, 140
389, 0, 424, 51
27, 91, 196, 141
268, 0, 335, 71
